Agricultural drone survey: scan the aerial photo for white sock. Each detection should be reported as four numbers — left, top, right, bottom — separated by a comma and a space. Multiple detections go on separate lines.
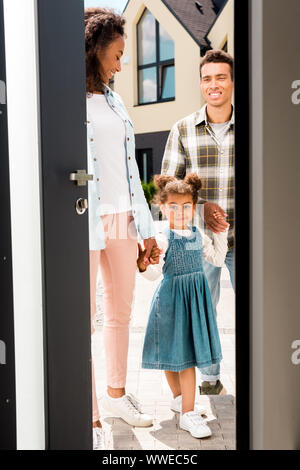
209, 381, 217, 385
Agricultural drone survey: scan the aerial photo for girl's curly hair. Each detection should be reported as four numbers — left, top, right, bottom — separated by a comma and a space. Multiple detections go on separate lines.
153, 173, 202, 204
85, 8, 126, 94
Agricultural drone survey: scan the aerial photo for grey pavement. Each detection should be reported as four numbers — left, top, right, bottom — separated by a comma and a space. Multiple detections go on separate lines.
92, 223, 235, 450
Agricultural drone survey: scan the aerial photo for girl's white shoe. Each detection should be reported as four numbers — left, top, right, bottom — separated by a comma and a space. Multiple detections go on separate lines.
179, 410, 212, 439
170, 395, 207, 415
93, 426, 105, 450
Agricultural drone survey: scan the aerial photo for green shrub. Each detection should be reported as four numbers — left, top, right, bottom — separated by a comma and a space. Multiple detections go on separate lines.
141, 179, 157, 207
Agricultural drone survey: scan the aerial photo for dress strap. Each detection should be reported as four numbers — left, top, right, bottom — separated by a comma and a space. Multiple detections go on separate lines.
162, 226, 173, 243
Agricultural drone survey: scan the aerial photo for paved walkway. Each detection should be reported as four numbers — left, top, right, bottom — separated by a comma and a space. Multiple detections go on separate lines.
92, 227, 235, 450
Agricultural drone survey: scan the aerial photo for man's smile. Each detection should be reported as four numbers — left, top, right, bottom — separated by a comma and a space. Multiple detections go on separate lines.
208, 91, 222, 98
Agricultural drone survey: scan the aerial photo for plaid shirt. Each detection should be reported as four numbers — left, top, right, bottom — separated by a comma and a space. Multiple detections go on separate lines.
161, 104, 235, 250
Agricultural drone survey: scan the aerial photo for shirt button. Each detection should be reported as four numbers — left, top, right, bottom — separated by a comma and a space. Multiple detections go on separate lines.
128, 156, 131, 160
130, 175, 132, 179
97, 178, 99, 181
98, 197, 100, 200
94, 158, 97, 161
127, 137, 130, 141
132, 193, 134, 197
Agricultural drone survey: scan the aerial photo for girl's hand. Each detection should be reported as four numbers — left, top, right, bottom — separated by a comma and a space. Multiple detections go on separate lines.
204, 202, 229, 233
213, 210, 226, 221
213, 211, 230, 232
143, 238, 159, 265
137, 243, 147, 272
149, 245, 162, 264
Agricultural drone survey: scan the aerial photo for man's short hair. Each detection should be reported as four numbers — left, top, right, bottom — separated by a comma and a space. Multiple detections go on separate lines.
200, 49, 234, 80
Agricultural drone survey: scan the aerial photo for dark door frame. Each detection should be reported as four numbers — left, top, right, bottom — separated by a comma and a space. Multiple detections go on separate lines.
234, 0, 250, 451
0, 0, 17, 451
37, 0, 92, 450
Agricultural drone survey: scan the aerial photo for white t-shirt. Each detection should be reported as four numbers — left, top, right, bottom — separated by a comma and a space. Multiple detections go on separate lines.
139, 226, 229, 281
208, 120, 230, 143
86, 93, 132, 215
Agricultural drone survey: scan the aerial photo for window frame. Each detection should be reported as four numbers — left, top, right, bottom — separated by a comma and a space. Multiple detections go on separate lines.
137, 9, 175, 106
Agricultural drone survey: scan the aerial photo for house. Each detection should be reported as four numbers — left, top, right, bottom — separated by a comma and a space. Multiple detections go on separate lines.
114, 0, 234, 182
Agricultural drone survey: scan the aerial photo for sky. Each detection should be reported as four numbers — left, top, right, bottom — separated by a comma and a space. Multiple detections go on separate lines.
84, 0, 128, 13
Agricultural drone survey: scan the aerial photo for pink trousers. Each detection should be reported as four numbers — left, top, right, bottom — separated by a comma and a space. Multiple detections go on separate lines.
90, 211, 138, 422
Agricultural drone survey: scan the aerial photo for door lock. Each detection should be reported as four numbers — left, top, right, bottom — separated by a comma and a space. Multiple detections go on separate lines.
70, 169, 93, 186
76, 198, 88, 215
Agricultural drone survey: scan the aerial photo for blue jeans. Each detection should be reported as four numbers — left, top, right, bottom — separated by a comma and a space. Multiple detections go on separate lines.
199, 248, 235, 381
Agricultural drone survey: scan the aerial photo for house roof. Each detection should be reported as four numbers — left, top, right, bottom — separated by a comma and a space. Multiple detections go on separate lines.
161, 0, 227, 52
123, 0, 228, 53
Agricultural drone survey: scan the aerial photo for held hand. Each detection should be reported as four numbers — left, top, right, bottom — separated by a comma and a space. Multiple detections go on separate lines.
149, 245, 162, 264
143, 238, 159, 265
204, 202, 229, 233
137, 243, 147, 272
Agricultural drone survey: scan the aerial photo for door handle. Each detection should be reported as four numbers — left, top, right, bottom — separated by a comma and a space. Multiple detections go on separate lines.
70, 169, 93, 186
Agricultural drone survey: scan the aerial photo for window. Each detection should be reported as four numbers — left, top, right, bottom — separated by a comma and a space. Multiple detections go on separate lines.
137, 9, 175, 105
136, 148, 153, 183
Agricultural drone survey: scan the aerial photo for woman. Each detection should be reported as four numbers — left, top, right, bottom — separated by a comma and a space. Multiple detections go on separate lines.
85, 8, 158, 450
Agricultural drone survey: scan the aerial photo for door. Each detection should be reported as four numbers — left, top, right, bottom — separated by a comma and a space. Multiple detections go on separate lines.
37, 0, 92, 450
0, 0, 16, 451
250, 0, 300, 450
36, 0, 250, 450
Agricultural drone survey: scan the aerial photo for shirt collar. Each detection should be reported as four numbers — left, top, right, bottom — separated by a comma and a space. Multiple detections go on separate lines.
195, 103, 235, 127
102, 83, 113, 97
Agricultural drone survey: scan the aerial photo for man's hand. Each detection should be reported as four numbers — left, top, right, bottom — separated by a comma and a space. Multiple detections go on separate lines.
143, 238, 159, 265
204, 202, 229, 233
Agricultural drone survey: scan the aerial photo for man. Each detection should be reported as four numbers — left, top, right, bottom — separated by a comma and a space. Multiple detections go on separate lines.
161, 50, 235, 395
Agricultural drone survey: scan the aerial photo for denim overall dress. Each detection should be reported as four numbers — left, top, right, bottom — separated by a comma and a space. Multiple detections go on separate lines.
142, 226, 222, 371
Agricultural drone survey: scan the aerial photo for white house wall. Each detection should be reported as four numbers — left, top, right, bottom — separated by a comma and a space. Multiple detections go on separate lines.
114, 0, 202, 134
207, 0, 234, 55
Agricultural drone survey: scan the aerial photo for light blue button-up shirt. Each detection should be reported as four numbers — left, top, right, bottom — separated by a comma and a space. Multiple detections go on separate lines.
86, 84, 155, 250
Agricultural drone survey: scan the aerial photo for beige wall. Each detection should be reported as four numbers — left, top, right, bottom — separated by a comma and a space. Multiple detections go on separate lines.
207, 0, 234, 55
114, 0, 202, 134
115, 0, 234, 135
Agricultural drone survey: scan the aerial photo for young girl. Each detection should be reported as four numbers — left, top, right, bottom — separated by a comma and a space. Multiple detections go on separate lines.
137, 174, 229, 439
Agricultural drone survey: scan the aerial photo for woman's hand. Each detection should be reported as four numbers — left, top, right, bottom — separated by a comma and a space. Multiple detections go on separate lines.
204, 202, 229, 233
137, 243, 148, 272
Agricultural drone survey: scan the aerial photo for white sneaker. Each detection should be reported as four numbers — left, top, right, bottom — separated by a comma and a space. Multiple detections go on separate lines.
170, 395, 207, 415
179, 410, 212, 438
93, 427, 105, 450
101, 392, 153, 427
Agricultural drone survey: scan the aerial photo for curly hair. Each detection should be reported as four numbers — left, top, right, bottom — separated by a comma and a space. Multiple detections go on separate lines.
153, 173, 202, 204
85, 8, 126, 93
